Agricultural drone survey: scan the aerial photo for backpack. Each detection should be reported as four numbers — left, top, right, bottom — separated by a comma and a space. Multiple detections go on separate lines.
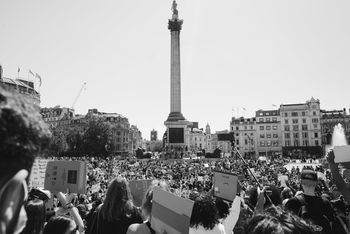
295, 195, 332, 234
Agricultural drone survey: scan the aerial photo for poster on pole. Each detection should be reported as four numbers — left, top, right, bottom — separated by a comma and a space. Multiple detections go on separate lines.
151, 187, 194, 234
44, 160, 87, 194
29, 159, 49, 189
213, 171, 238, 202
334, 146, 350, 163
129, 179, 153, 207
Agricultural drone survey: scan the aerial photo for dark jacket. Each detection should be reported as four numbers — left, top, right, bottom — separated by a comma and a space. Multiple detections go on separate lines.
86, 204, 143, 234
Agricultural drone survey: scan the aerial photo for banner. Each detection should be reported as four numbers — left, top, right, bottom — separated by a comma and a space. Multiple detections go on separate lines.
44, 160, 87, 194
213, 171, 238, 202
151, 187, 194, 234
29, 159, 49, 188
129, 179, 153, 207
334, 146, 350, 163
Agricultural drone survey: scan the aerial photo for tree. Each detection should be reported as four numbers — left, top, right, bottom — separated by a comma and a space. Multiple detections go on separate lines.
66, 126, 84, 157
83, 118, 112, 156
49, 126, 69, 156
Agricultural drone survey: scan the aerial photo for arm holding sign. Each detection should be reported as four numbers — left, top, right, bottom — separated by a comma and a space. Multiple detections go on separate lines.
327, 150, 350, 202
222, 196, 241, 234
56, 192, 85, 233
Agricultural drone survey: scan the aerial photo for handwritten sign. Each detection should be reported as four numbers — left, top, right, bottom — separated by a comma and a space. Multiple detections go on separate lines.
129, 180, 153, 207
213, 171, 238, 202
44, 160, 87, 194
29, 159, 49, 189
151, 187, 194, 234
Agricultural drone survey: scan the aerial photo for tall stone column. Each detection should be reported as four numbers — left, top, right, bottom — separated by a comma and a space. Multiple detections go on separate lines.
166, 1, 185, 122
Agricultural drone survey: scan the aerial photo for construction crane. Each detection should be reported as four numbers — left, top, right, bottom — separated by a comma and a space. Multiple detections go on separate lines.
71, 82, 87, 110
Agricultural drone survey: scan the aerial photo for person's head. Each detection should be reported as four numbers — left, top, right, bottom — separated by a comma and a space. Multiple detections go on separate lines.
301, 170, 318, 194
215, 198, 230, 220
101, 176, 134, 221
141, 180, 169, 220
190, 194, 219, 230
244, 206, 316, 234
249, 185, 282, 209
43, 215, 78, 234
0, 86, 51, 234
21, 199, 46, 234
281, 187, 293, 200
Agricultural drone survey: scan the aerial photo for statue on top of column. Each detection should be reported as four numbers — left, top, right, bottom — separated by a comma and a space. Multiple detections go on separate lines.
171, 0, 178, 20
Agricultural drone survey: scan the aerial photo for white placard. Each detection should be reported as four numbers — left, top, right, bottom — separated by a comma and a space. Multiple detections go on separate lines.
213, 171, 238, 202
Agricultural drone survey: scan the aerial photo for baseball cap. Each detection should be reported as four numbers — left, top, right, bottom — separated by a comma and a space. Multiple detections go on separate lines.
301, 170, 317, 181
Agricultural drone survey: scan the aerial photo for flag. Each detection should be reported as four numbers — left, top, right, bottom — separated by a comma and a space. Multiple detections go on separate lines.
35, 73, 42, 86
242, 107, 246, 111
272, 104, 277, 108
17, 67, 20, 73
29, 69, 35, 77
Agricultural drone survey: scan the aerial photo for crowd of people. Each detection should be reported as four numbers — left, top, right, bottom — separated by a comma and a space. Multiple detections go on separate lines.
1, 85, 350, 234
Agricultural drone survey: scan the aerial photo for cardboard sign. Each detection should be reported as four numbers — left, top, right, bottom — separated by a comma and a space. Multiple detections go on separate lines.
278, 175, 288, 187
44, 160, 87, 194
151, 187, 194, 234
129, 180, 153, 207
213, 171, 238, 202
334, 146, 350, 163
29, 159, 49, 188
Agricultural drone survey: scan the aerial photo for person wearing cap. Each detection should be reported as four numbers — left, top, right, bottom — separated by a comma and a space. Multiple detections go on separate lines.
284, 170, 333, 234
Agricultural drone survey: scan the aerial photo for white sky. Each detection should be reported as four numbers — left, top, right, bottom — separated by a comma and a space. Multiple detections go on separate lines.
1, 0, 349, 140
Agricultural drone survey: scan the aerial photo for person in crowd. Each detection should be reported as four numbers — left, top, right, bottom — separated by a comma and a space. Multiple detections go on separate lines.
0, 86, 51, 234
281, 187, 294, 207
86, 176, 143, 234
244, 206, 317, 234
331, 198, 350, 234
127, 180, 169, 234
248, 184, 282, 210
327, 150, 350, 202
43, 216, 78, 234
285, 170, 333, 234
20, 199, 46, 234
189, 193, 225, 234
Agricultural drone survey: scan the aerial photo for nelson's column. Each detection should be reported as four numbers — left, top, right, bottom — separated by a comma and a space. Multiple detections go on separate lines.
164, 0, 189, 158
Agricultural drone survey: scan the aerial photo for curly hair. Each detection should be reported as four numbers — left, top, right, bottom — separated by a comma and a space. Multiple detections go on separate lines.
190, 193, 220, 230
244, 206, 316, 234
0, 86, 51, 178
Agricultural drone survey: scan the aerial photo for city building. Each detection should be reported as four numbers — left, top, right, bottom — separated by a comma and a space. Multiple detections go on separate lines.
0, 66, 40, 106
129, 125, 143, 155
230, 117, 257, 158
320, 109, 350, 147
210, 130, 231, 155
280, 98, 322, 158
40, 106, 74, 128
150, 129, 158, 141
255, 110, 282, 157
188, 127, 206, 153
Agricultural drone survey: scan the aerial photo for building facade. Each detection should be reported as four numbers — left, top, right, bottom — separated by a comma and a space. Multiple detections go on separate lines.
150, 129, 158, 141
230, 117, 257, 158
255, 110, 282, 157
40, 106, 74, 128
280, 98, 322, 158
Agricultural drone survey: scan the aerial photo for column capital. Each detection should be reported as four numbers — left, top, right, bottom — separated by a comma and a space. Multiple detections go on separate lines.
168, 19, 183, 32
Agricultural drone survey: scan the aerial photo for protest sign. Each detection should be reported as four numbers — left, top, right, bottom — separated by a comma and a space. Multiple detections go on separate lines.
317, 172, 327, 182
44, 160, 87, 194
278, 174, 288, 187
29, 159, 49, 188
151, 187, 194, 234
213, 171, 238, 202
129, 179, 153, 207
334, 146, 350, 163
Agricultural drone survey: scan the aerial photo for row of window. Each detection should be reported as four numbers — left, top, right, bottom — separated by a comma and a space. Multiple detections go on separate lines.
283, 111, 317, 117
285, 140, 319, 146
260, 133, 278, 138
258, 117, 278, 122
260, 140, 279, 147
284, 132, 319, 138
259, 125, 278, 130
